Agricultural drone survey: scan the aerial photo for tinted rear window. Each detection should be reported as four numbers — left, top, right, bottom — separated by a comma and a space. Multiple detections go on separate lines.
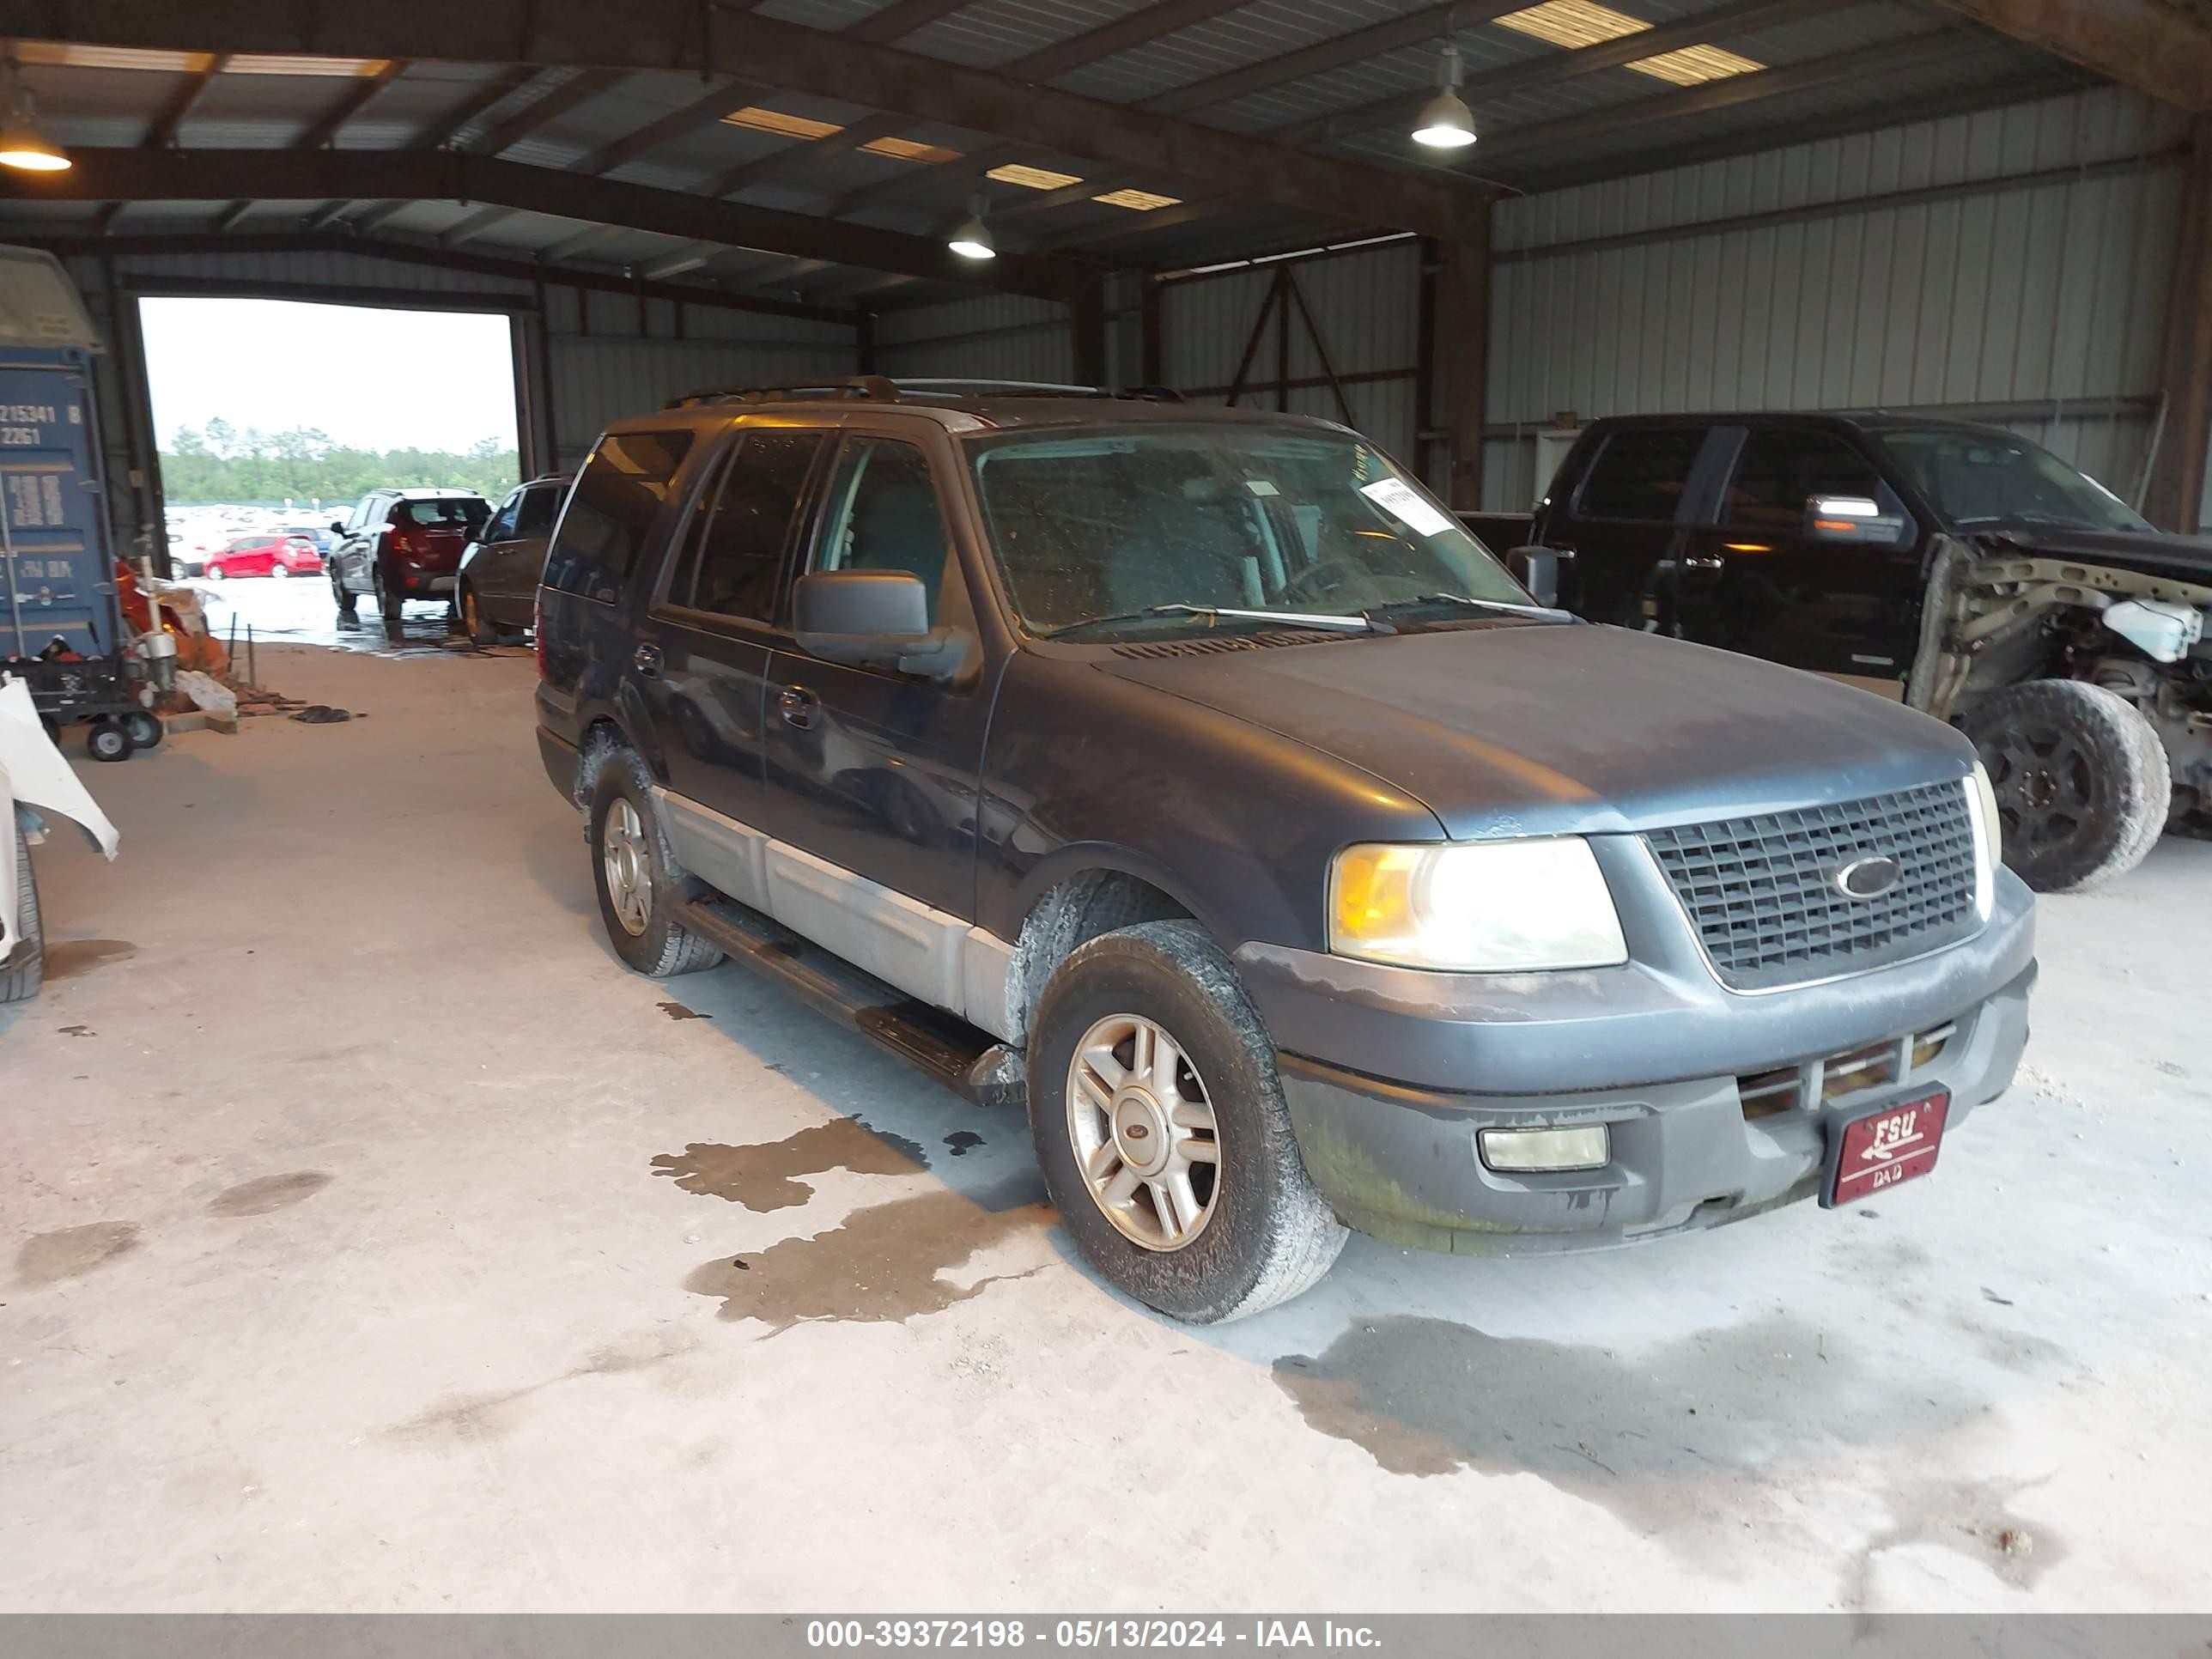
391, 497, 489, 531
1576, 428, 1709, 521
544, 431, 696, 602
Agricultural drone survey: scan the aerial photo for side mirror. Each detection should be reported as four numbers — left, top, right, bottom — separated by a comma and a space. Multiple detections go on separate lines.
1504, 544, 1572, 609
329, 520, 346, 536
793, 570, 963, 679
1804, 495, 1906, 544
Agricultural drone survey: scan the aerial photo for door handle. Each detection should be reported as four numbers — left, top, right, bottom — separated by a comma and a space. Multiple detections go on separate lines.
634, 643, 663, 678
1683, 553, 1725, 571
776, 685, 818, 730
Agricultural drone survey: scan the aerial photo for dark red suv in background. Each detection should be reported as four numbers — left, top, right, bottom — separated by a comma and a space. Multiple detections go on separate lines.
328, 488, 492, 631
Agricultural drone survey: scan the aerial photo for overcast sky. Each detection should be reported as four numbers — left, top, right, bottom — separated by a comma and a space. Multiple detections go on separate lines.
138, 297, 519, 454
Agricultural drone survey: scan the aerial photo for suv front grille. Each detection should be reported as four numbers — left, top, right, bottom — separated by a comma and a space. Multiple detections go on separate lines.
1646, 782, 1978, 992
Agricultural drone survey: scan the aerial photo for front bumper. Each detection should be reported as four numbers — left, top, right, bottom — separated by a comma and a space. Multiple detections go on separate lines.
1240, 860, 2037, 1254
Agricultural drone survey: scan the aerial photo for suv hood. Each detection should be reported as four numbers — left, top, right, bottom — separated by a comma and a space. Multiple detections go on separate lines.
1097, 623, 1973, 840
1966, 526, 2212, 586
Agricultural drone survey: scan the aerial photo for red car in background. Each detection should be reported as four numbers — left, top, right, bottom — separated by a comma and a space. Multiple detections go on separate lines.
204, 532, 325, 580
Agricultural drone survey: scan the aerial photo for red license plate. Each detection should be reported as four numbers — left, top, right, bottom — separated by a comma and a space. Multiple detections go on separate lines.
1821, 1088, 1950, 1208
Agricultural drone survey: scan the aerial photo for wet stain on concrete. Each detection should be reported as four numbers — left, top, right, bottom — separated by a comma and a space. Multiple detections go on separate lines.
386, 1329, 694, 1447
1274, 1312, 2074, 1596
658, 1001, 709, 1022
40, 939, 136, 981
209, 1170, 331, 1218
1843, 1473, 2064, 1607
943, 1131, 985, 1158
15, 1221, 141, 1285
651, 1119, 930, 1212
684, 1174, 1050, 1333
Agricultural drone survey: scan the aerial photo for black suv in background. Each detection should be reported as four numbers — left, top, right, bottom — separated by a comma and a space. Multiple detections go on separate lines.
459, 473, 571, 643
1530, 414, 2211, 890
535, 380, 2033, 1323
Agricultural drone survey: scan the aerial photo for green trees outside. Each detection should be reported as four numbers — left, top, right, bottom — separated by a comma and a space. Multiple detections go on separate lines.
161, 423, 520, 506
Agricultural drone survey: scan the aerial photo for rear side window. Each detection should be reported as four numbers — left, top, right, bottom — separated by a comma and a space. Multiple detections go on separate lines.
544, 430, 696, 601
1721, 429, 1887, 527
665, 430, 824, 622
1576, 427, 1709, 521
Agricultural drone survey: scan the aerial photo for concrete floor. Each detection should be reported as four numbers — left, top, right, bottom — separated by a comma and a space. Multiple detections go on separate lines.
4, 629, 2209, 1612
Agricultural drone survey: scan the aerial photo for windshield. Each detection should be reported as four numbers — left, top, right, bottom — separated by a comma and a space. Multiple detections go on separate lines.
1877, 428, 2149, 532
964, 425, 1528, 636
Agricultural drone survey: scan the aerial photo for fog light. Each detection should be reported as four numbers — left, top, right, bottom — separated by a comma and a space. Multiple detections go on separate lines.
1479, 1125, 1610, 1172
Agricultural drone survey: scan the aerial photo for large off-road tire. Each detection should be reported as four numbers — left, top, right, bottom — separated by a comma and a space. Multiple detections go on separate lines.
1028, 921, 1346, 1323
2, 830, 43, 1004
1962, 678, 2171, 892
585, 744, 724, 977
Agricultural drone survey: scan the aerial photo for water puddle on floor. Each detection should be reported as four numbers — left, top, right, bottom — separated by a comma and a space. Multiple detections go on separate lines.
682, 1174, 1050, 1334
208, 1170, 331, 1217
650, 1119, 929, 1212
15, 1220, 140, 1285
40, 939, 136, 981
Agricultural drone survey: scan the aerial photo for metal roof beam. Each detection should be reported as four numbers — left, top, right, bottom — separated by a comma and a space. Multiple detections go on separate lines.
143, 51, 230, 148
1926, 0, 2212, 112
1, 147, 1093, 298
21, 0, 1475, 235
296, 55, 407, 148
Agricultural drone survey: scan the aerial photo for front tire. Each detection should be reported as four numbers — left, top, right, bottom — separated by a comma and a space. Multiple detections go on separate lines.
87, 720, 130, 763
205, 564, 225, 580
122, 710, 162, 751
1962, 678, 2171, 891
2, 829, 42, 1004
461, 586, 497, 645
585, 745, 724, 977
1028, 921, 1346, 1323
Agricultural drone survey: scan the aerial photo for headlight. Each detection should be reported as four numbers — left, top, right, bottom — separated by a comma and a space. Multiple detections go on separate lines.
1328, 837, 1628, 972
1965, 763, 2001, 922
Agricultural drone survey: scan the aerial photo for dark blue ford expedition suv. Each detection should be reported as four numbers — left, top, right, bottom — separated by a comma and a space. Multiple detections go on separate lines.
535, 378, 2035, 1323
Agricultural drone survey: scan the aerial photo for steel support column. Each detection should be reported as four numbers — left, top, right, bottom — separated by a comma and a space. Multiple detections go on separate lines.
2147, 118, 2212, 534
1437, 221, 1490, 511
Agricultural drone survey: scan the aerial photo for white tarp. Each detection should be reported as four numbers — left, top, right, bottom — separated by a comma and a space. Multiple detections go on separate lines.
1, 674, 119, 958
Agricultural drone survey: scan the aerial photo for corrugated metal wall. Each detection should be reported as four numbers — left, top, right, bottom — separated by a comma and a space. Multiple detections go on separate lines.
872, 293, 1079, 383
539, 284, 851, 465
1158, 239, 1423, 465
1483, 86, 2196, 512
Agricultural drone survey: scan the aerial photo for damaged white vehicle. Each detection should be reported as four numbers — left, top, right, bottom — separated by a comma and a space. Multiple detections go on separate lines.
2, 675, 119, 1003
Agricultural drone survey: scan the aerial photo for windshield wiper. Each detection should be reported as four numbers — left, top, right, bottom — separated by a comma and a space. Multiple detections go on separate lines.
1037, 603, 1376, 640
1364, 592, 1574, 623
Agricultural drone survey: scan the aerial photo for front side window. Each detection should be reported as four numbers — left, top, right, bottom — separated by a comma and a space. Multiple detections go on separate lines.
1876, 428, 2150, 533
514, 483, 562, 539
1577, 427, 1710, 521
668, 429, 823, 622
544, 429, 697, 599
480, 491, 522, 544
965, 424, 1525, 637
815, 439, 951, 624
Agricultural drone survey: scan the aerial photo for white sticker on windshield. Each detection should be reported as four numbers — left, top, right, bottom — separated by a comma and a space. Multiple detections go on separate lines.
1245, 479, 1279, 495
1358, 477, 1451, 538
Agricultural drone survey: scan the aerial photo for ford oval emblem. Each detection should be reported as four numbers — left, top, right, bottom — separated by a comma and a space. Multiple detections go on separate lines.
1834, 854, 1902, 900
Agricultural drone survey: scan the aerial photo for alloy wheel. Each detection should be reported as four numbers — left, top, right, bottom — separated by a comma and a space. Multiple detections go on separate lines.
1066, 1013, 1221, 1252
601, 798, 652, 937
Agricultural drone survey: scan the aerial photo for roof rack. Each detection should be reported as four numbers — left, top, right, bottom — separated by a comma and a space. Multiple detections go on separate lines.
664, 377, 1184, 409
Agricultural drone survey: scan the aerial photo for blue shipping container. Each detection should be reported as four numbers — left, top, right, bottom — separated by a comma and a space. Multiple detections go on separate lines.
0, 347, 114, 660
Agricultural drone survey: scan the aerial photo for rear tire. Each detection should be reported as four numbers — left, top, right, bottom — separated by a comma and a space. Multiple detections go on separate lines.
1962, 678, 2171, 891
585, 745, 724, 977
122, 710, 161, 751
1027, 920, 1346, 1323
2, 829, 42, 1004
270, 564, 289, 579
